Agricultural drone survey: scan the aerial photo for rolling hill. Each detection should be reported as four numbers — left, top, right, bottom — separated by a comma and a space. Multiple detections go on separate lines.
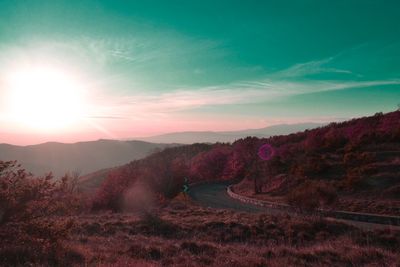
0, 139, 176, 177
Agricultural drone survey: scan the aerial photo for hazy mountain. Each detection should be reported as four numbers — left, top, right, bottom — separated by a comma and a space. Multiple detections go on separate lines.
0, 123, 324, 177
135, 123, 325, 144
0, 139, 176, 177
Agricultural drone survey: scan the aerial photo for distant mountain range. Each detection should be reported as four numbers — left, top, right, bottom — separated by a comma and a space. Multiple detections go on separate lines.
0, 122, 324, 177
135, 123, 325, 144
0, 140, 175, 177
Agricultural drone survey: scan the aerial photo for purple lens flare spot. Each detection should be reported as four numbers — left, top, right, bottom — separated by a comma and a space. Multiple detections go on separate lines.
258, 143, 275, 161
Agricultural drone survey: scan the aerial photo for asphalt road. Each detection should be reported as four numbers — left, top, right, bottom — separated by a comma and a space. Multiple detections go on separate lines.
188, 182, 287, 215
188, 182, 400, 230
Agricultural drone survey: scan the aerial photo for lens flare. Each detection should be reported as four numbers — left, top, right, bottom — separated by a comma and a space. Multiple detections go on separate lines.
257, 143, 275, 160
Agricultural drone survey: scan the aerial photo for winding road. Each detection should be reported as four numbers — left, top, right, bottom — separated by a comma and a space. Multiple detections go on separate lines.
189, 181, 400, 230
189, 182, 289, 215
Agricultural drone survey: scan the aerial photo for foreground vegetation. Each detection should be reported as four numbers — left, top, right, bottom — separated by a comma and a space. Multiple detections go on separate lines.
2, 158, 399, 266
69, 201, 400, 266
5, 199, 400, 266
0, 160, 81, 266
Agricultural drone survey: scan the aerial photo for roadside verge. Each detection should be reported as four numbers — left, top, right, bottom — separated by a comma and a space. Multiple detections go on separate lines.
227, 185, 400, 226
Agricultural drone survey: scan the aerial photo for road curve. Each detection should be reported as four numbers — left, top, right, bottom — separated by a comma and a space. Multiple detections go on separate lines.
188, 181, 400, 230
188, 182, 287, 215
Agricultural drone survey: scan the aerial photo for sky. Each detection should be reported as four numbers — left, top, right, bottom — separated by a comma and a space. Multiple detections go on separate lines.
0, 0, 400, 145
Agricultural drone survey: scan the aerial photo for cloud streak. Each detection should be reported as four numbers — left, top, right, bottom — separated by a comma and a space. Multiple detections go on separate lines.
92, 56, 397, 118
1, 39, 398, 126
76, 34, 222, 67
270, 57, 354, 78
89, 77, 400, 119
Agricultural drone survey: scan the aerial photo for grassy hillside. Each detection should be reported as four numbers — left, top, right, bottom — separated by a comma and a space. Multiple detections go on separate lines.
64, 202, 400, 266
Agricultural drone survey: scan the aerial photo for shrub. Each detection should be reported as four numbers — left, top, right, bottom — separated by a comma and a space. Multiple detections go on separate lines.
92, 144, 212, 211
286, 180, 338, 212
0, 160, 79, 265
190, 145, 232, 181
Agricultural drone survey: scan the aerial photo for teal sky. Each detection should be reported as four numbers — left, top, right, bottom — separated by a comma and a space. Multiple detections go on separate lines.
0, 0, 400, 144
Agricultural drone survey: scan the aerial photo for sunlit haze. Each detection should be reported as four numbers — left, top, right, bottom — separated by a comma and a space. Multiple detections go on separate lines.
3, 65, 86, 130
1, 1, 400, 145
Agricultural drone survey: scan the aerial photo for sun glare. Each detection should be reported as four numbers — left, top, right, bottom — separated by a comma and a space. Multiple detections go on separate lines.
4, 66, 87, 131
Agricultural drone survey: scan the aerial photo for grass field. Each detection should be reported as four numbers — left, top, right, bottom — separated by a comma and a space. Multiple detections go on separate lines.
59, 200, 400, 266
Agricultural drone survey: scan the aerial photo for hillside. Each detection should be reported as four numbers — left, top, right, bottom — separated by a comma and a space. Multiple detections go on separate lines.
92, 111, 400, 215
0, 139, 176, 177
63, 203, 400, 266
232, 111, 400, 215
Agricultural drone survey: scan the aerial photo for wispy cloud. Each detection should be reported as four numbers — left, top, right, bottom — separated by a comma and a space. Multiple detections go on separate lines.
270, 57, 353, 78
89, 76, 400, 118
76, 35, 222, 66
1, 39, 398, 124
0, 33, 222, 76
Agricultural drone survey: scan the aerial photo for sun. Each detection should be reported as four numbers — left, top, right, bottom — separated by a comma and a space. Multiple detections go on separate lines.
4, 66, 87, 131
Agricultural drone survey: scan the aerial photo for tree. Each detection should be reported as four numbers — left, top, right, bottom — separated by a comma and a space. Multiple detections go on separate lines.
248, 160, 261, 194
286, 180, 337, 212
190, 146, 231, 181
0, 161, 77, 225
232, 138, 263, 193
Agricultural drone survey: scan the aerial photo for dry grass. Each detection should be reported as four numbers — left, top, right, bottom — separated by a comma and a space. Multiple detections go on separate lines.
57, 200, 400, 267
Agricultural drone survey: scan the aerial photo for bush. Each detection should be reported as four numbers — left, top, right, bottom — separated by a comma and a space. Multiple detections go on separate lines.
92, 144, 211, 211
286, 180, 338, 212
0, 160, 79, 265
190, 145, 232, 181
